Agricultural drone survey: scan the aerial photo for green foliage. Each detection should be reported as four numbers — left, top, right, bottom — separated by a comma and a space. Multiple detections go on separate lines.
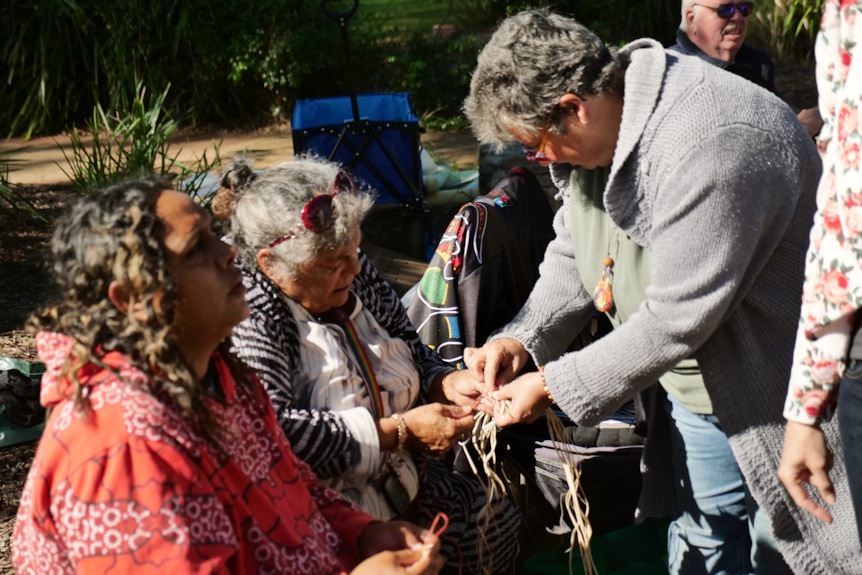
383, 32, 484, 125
0, 0, 828, 138
0, 0, 388, 138
558, 0, 680, 46
448, 0, 679, 45
750, 0, 824, 62
61, 83, 221, 206
448, 0, 512, 29
360, 0, 454, 36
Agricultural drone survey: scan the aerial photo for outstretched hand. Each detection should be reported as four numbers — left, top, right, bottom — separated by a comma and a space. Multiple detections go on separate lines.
439, 368, 486, 408
463, 338, 530, 396
403, 403, 475, 455
777, 420, 835, 523
351, 548, 443, 575
475, 370, 551, 427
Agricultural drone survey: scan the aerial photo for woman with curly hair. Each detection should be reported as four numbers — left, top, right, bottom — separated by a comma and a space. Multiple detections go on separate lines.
11, 179, 443, 575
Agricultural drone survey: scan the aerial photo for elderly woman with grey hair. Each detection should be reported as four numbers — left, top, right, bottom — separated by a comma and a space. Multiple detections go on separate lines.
460, 8, 858, 575
214, 156, 522, 575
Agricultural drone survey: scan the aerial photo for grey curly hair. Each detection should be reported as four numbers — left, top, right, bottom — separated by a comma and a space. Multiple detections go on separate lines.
463, 9, 628, 149
220, 156, 375, 281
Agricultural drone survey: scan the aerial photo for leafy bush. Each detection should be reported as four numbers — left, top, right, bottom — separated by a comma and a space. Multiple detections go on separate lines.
0, 0, 388, 138
0, 0, 827, 139
749, 0, 824, 63
382, 32, 483, 127
61, 83, 221, 206
449, 0, 679, 45
559, 0, 680, 47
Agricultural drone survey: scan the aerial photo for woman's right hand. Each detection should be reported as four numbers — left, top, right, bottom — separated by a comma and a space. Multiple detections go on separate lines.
351, 547, 443, 575
402, 403, 474, 455
464, 338, 530, 395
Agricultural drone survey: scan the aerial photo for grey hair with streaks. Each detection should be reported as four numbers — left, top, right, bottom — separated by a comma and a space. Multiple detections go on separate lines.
222, 155, 375, 281
463, 8, 627, 151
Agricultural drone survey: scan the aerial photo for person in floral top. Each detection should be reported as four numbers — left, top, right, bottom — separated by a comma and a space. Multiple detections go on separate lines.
12, 179, 443, 574
779, 0, 862, 545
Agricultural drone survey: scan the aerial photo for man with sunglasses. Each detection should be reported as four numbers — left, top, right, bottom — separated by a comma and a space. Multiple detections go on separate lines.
671, 1, 822, 136
462, 8, 858, 575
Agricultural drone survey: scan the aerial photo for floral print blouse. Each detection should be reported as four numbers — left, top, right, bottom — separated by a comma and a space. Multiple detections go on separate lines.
785, 0, 862, 425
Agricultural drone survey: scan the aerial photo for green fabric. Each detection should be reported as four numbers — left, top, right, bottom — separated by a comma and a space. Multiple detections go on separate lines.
524, 518, 670, 575
0, 357, 46, 446
0, 356, 45, 377
568, 168, 712, 414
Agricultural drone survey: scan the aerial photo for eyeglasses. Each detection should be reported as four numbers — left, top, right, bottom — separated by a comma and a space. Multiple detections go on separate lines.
523, 124, 550, 163
268, 169, 357, 248
694, 2, 754, 18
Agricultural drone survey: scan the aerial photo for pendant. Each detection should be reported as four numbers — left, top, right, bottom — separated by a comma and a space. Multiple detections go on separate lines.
593, 256, 614, 313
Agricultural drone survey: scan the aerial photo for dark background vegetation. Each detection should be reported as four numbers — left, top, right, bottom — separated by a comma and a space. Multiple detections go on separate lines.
1, 0, 823, 139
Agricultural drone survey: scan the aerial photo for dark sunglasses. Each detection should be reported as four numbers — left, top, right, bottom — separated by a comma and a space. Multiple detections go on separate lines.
268, 169, 357, 248
695, 2, 754, 18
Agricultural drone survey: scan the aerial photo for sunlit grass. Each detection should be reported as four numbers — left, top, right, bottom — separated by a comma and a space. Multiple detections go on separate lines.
352, 0, 453, 37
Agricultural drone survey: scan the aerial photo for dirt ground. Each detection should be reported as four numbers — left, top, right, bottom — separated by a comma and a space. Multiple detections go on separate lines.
0, 63, 819, 572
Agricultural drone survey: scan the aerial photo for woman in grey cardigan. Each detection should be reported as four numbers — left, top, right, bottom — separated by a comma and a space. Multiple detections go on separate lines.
461, 9, 859, 575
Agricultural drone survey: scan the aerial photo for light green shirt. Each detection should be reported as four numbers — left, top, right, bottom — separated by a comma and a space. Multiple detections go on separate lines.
569, 167, 712, 414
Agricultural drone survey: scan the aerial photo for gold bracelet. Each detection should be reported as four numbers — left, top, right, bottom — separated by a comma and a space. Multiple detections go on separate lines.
539, 366, 554, 404
391, 413, 407, 452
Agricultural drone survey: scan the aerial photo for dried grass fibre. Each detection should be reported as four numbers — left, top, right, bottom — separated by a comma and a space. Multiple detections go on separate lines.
464, 406, 595, 575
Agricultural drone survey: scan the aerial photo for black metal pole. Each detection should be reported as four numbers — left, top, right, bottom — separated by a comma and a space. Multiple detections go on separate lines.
321, 0, 361, 122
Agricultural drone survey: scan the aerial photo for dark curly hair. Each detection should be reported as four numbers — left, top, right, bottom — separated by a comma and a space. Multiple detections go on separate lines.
28, 179, 257, 446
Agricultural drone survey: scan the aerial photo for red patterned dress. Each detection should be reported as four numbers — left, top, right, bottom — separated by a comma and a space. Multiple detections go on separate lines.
12, 331, 376, 574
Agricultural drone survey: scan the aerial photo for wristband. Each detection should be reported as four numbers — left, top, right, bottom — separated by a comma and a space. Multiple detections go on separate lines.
539, 366, 554, 404
391, 413, 407, 452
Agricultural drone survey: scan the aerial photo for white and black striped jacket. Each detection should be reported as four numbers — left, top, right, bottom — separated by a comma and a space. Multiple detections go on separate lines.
231, 250, 451, 479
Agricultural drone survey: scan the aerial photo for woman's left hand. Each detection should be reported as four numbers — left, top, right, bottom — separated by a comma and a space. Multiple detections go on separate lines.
351, 548, 443, 575
439, 369, 486, 407
476, 371, 551, 427
357, 520, 439, 558
402, 403, 475, 454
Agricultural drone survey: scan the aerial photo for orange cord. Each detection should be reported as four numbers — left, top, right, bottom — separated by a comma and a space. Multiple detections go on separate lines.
430, 511, 449, 537
416, 457, 463, 575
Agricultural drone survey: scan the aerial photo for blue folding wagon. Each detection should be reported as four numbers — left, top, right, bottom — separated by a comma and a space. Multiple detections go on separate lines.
289, 1, 437, 260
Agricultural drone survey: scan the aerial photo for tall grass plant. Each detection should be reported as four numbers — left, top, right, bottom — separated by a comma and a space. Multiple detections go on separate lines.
61, 83, 221, 206
749, 0, 824, 63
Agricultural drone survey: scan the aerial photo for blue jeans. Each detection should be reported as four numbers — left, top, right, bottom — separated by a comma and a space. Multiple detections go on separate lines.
665, 394, 791, 575
839, 360, 862, 546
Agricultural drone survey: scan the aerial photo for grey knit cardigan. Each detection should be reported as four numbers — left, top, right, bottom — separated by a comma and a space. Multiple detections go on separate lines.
494, 40, 860, 573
